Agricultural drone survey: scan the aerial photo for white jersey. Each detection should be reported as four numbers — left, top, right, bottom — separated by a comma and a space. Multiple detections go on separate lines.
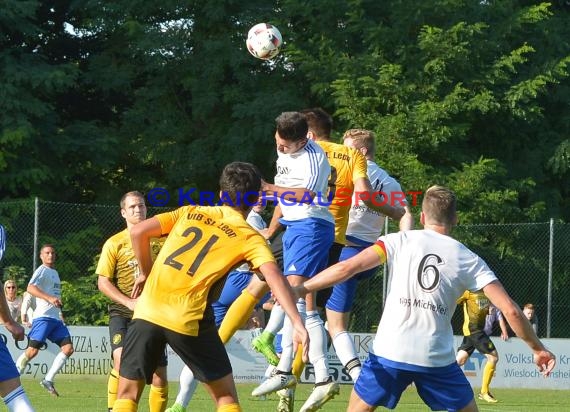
235, 209, 268, 272
373, 229, 497, 368
346, 161, 407, 245
274, 139, 334, 223
28, 264, 62, 320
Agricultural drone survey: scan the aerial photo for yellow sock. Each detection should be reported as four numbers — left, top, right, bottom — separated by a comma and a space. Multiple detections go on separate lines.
292, 346, 305, 380
149, 384, 169, 412
217, 402, 241, 412
108, 369, 120, 410
218, 290, 259, 343
112, 398, 138, 412
481, 361, 496, 394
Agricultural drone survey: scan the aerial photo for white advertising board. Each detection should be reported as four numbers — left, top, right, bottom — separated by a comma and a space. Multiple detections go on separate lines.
4, 327, 569, 389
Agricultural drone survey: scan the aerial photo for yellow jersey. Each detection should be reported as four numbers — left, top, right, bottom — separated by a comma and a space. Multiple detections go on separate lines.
316, 140, 368, 244
133, 205, 275, 336
457, 290, 491, 336
96, 228, 163, 318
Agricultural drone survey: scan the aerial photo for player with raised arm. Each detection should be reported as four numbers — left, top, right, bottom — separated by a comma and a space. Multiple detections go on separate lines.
295, 185, 556, 412
111, 162, 308, 412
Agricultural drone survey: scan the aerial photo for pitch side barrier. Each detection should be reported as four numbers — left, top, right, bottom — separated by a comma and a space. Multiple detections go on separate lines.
4, 326, 568, 389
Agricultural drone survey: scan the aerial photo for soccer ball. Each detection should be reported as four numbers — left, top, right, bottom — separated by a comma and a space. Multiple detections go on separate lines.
246, 23, 282, 60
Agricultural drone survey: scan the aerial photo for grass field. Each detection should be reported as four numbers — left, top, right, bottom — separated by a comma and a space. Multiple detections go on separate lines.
19, 376, 568, 411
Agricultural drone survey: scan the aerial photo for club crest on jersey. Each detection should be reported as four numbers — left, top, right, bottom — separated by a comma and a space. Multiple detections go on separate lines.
112, 334, 122, 345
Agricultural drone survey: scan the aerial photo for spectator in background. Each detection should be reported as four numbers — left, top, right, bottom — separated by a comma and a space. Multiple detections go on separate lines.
15, 244, 74, 397
484, 304, 509, 341
3, 280, 21, 323
0, 224, 35, 412
523, 303, 538, 335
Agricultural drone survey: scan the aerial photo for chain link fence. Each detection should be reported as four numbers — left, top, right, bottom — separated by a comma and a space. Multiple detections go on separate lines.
1, 199, 569, 337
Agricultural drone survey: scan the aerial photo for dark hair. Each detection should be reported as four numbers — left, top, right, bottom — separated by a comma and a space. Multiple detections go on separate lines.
275, 112, 308, 142
120, 191, 145, 209
300, 108, 332, 139
219, 162, 262, 212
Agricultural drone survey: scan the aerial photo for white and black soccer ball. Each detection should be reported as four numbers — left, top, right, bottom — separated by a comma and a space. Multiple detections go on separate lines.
246, 23, 283, 60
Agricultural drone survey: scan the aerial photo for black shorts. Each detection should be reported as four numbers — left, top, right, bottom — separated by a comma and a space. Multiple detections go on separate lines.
109, 315, 167, 366
119, 319, 231, 384
458, 331, 497, 356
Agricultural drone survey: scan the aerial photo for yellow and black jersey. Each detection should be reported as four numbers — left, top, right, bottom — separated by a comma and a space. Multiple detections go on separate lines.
96, 228, 163, 318
457, 290, 491, 336
316, 141, 367, 245
134, 205, 275, 336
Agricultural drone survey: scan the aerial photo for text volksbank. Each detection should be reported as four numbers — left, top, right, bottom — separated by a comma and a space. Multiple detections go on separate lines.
146, 187, 421, 207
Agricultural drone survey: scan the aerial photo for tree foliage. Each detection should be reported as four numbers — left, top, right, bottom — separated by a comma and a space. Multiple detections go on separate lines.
1, 1, 570, 324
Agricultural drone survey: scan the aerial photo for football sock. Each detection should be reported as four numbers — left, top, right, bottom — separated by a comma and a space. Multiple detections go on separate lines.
264, 303, 286, 336
112, 399, 138, 412
176, 365, 198, 407
218, 290, 259, 343
306, 310, 329, 383
107, 368, 120, 410
217, 402, 241, 412
276, 299, 306, 373
3, 386, 34, 412
481, 361, 496, 394
148, 384, 168, 412
45, 352, 68, 382
15, 353, 29, 374
332, 331, 361, 381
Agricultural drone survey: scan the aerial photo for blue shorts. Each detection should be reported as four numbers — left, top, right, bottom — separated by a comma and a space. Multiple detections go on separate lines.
212, 270, 270, 327
0, 341, 19, 382
326, 245, 379, 313
28, 317, 71, 347
355, 354, 473, 411
280, 218, 334, 277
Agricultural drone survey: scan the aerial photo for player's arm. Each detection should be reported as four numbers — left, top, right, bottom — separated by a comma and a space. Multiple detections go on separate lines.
399, 205, 414, 231
130, 216, 163, 298
27, 283, 62, 308
297, 243, 386, 296
97, 276, 136, 311
258, 261, 309, 362
353, 177, 405, 220
262, 180, 315, 203
498, 313, 509, 341
261, 203, 284, 240
483, 280, 556, 376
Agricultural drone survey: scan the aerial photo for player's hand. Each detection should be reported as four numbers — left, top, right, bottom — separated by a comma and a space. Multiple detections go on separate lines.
131, 274, 147, 298
534, 349, 556, 377
292, 322, 309, 363
500, 331, 509, 341
49, 296, 63, 308
125, 298, 137, 312
5, 320, 25, 341
259, 228, 271, 240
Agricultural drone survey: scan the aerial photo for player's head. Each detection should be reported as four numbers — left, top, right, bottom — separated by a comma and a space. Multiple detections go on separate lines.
275, 111, 308, 154
300, 108, 332, 140
219, 162, 261, 212
120, 191, 147, 227
39, 244, 56, 267
343, 129, 376, 159
421, 185, 457, 227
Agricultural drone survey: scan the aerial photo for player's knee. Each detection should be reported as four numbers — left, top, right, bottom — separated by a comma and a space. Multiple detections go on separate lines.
246, 277, 269, 299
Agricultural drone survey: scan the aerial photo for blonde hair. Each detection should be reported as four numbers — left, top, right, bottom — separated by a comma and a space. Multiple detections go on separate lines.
4, 280, 17, 290
343, 129, 376, 155
422, 185, 457, 226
